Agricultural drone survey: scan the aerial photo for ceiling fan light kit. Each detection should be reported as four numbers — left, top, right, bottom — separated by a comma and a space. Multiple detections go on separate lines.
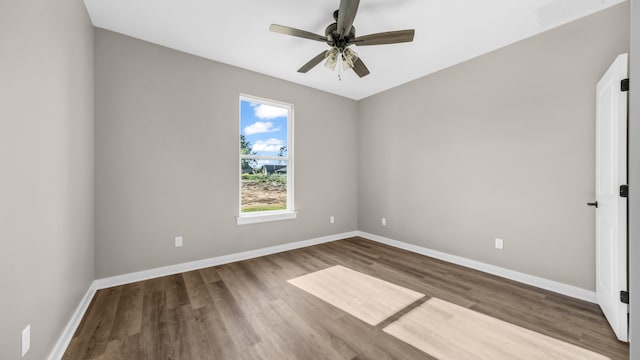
325, 48, 339, 71
269, 0, 415, 78
342, 48, 358, 70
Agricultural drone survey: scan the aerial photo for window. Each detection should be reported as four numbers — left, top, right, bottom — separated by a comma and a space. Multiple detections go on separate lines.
237, 95, 295, 225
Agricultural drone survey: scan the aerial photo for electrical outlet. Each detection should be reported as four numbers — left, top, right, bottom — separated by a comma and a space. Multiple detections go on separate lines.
495, 238, 504, 250
382, 217, 387, 226
175, 236, 183, 248
330, 216, 335, 224
21, 325, 30, 357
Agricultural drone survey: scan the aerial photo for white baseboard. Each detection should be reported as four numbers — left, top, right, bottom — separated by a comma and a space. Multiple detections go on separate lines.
356, 231, 597, 303
94, 231, 358, 290
47, 282, 97, 360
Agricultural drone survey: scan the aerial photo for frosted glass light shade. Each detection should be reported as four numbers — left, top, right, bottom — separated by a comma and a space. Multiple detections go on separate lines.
342, 48, 358, 70
324, 47, 339, 71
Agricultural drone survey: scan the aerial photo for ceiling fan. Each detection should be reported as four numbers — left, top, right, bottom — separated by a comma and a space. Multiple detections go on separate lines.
269, 0, 415, 78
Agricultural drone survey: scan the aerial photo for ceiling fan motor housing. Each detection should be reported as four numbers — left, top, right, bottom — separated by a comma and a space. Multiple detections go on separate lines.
325, 22, 355, 50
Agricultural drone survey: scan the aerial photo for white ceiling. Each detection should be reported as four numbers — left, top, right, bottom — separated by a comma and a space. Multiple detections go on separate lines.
83, 0, 625, 100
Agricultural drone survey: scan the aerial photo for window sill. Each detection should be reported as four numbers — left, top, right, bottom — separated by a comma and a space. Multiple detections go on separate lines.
236, 211, 298, 225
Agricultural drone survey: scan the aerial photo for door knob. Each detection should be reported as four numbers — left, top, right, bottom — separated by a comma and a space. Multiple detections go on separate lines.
587, 201, 598, 208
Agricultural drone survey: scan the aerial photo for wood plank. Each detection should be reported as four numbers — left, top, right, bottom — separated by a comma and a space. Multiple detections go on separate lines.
205, 277, 261, 349
197, 305, 239, 359
108, 282, 144, 340
182, 270, 213, 310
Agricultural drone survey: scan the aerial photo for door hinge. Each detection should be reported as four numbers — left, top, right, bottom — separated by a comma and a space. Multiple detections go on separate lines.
620, 184, 629, 198
621, 78, 629, 92
621, 291, 629, 304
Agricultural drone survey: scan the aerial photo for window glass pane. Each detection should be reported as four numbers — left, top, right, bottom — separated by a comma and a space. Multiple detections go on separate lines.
239, 96, 291, 216
241, 160, 288, 213
240, 100, 288, 158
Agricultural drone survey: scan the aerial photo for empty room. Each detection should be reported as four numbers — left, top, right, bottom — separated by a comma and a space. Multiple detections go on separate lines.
2, 0, 640, 359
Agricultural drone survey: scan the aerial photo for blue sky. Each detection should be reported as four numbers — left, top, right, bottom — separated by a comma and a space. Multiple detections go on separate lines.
240, 100, 288, 157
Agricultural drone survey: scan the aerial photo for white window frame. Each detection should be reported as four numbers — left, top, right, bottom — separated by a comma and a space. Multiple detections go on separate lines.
237, 94, 296, 225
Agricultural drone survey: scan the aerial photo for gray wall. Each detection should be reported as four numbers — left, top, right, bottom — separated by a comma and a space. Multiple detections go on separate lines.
94, 29, 358, 278
0, 0, 95, 359
629, 0, 639, 357
357, 3, 629, 291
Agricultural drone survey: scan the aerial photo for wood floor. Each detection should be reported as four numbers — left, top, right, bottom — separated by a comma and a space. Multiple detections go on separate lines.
63, 237, 629, 360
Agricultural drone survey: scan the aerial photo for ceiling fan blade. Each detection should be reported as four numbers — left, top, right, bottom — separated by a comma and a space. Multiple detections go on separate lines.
269, 24, 327, 42
337, 0, 360, 38
353, 29, 415, 46
352, 57, 370, 78
297, 51, 329, 73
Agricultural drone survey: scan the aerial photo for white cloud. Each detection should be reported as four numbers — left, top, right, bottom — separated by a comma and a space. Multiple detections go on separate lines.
244, 121, 280, 135
252, 138, 284, 152
254, 104, 288, 119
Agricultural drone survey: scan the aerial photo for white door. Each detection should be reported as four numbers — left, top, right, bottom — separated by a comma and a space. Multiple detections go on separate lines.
595, 53, 628, 342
